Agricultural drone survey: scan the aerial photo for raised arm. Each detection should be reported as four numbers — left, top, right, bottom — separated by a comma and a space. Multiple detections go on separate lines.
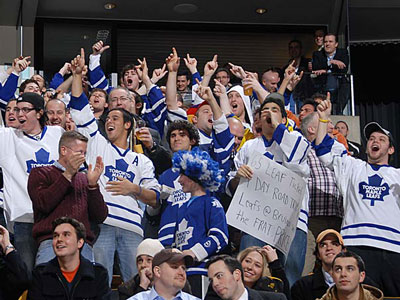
315, 93, 331, 145
71, 48, 85, 98
89, 41, 111, 91
213, 79, 232, 115
183, 53, 198, 75
0, 56, 30, 110
165, 47, 180, 111
195, 80, 222, 121
201, 54, 218, 87
242, 72, 268, 101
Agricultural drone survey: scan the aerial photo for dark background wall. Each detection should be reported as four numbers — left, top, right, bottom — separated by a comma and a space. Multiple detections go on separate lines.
352, 44, 400, 167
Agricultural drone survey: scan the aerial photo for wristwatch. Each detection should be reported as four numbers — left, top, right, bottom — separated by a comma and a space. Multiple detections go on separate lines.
4, 244, 15, 252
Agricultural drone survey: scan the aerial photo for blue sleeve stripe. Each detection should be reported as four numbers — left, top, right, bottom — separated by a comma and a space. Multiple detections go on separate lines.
287, 136, 302, 163
342, 223, 400, 234
69, 93, 89, 111
298, 218, 308, 225
76, 117, 96, 128
299, 143, 310, 163
89, 130, 98, 137
342, 234, 400, 246
273, 124, 286, 144
107, 214, 143, 229
300, 209, 309, 217
315, 134, 335, 157
106, 202, 142, 217
192, 72, 202, 85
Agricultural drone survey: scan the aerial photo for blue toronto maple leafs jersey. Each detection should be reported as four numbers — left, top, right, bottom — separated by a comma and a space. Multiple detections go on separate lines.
198, 114, 235, 176
315, 134, 400, 254
88, 54, 170, 138
69, 93, 161, 236
158, 189, 228, 276
0, 72, 19, 111
0, 126, 64, 222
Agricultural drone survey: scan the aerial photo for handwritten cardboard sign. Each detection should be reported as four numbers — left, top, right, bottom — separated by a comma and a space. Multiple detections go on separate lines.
227, 152, 306, 255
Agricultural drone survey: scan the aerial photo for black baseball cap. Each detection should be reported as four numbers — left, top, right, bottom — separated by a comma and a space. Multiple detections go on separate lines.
364, 122, 394, 143
17, 92, 45, 110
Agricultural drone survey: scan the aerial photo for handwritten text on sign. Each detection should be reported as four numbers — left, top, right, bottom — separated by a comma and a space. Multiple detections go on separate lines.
227, 152, 306, 255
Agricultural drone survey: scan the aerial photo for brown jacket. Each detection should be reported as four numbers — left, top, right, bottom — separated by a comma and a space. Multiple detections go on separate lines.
318, 284, 383, 300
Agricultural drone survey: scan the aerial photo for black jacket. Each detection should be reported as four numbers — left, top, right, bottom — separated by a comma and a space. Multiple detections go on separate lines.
28, 256, 111, 300
291, 268, 327, 300
0, 250, 30, 300
248, 288, 287, 300
312, 48, 349, 88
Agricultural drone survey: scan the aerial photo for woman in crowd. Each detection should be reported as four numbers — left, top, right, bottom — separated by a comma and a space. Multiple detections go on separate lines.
205, 245, 290, 299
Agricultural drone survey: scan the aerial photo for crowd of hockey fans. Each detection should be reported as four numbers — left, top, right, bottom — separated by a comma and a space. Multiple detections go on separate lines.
0, 29, 398, 300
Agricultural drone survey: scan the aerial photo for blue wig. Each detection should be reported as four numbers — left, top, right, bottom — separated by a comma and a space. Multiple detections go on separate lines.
172, 147, 224, 192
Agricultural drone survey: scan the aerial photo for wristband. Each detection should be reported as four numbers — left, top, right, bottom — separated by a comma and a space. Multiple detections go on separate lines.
5, 244, 15, 252
319, 118, 329, 123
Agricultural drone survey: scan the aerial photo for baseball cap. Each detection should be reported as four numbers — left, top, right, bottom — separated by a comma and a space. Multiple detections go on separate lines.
364, 122, 394, 143
316, 229, 344, 246
186, 101, 209, 117
152, 249, 194, 268
265, 92, 285, 104
17, 92, 45, 110
136, 238, 165, 260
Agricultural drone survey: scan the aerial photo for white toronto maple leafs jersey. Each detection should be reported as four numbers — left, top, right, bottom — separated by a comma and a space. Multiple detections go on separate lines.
0, 126, 64, 222
70, 93, 160, 236
316, 135, 400, 254
231, 124, 311, 232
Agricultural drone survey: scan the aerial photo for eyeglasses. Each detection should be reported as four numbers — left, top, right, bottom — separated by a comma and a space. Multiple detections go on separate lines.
14, 107, 36, 114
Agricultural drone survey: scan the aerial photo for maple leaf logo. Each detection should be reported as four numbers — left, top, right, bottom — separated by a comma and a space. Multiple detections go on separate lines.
26, 148, 55, 173
167, 176, 190, 207
175, 218, 193, 248
212, 199, 223, 208
104, 159, 135, 182
358, 174, 389, 206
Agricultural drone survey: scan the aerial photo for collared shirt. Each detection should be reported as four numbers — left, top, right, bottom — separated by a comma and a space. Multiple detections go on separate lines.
326, 51, 336, 73
307, 149, 343, 217
238, 288, 249, 300
128, 287, 200, 300
322, 269, 335, 287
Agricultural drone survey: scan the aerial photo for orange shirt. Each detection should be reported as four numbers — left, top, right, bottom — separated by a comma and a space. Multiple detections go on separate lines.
333, 129, 349, 151
286, 110, 300, 128
62, 263, 80, 283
